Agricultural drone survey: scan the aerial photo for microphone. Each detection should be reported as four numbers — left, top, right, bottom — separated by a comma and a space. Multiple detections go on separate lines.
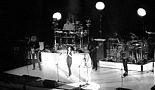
145, 31, 150, 34
145, 31, 148, 34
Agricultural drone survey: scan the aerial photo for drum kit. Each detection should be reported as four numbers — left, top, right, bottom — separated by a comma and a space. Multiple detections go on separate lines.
53, 17, 152, 64
53, 19, 91, 50
106, 33, 149, 63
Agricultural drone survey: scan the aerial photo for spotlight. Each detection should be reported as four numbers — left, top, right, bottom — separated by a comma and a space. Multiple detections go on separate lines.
53, 12, 62, 20
95, 2, 105, 11
95, 1, 105, 38
137, 8, 146, 17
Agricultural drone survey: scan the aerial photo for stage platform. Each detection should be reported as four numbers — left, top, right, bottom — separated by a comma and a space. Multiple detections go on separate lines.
2, 52, 155, 90
99, 60, 154, 72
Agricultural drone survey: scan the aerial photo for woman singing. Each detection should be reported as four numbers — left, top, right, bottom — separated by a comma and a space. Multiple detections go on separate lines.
66, 46, 74, 77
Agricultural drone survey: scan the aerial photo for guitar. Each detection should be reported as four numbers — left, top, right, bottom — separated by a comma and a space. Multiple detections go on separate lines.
30, 47, 40, 54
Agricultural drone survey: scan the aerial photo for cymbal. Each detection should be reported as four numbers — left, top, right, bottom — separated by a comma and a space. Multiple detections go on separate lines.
108, 38, 117, 41
54, 31, 63, 33
94, 39, 106, 42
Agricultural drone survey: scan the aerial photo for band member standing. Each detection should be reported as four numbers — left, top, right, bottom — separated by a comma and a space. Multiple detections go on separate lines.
63, 19, 75, 30
63, 19, 75, 44
29, 35, 41, 70
66, 46, 74, 77
88, 38, 98, 70
121, 40, 129, 77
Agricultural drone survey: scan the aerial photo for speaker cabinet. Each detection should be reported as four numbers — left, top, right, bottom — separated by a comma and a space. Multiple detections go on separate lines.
43, 80, 57, 88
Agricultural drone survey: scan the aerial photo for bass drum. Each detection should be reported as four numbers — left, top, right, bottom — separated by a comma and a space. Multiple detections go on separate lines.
117, 44, 123, 52
110, 48, 117, 57
109, 48, 117, 61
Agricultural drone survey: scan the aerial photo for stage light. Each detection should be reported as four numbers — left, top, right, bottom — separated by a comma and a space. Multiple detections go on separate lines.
137, 8, 146, 17
95, 2, 105, 11
95, 1, 105, 37
53, 12, 62, 20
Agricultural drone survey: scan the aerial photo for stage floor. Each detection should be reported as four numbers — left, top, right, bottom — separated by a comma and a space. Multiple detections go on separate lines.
4, 52, 155, 90
4, 63, 155, 90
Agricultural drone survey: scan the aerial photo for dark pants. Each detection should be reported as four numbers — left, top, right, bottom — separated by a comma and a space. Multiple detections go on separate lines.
90, 50, 97, 70
67, 56, 72, 76
123, 58, 128, 73
31, 52, 41, 70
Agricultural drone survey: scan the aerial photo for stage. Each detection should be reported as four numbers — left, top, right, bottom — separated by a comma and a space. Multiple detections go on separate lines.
99, 60, 154, 72
3, 52, 155, 90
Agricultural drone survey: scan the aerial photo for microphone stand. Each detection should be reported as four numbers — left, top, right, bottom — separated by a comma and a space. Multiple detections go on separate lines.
56, 62, 59, 82
26, 50, 30, 75
79, 53, 90, 88
78, 60, 82, 83
26, 61, 29, 75
56, 53, 62, 82
26, 39, 30, 75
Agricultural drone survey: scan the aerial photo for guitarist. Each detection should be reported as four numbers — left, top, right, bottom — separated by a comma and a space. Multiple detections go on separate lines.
121, 40, 130, 77
29, 35, 41, 70
88, 38, 98, 70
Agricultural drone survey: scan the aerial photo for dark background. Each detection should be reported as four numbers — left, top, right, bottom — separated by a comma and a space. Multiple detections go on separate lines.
0, 0, 154, 71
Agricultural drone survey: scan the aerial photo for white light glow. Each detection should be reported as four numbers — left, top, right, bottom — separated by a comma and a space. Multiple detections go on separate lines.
53, 12, 62, 20
137, 8, 146, 17
41, 52, 92, 82
95, 2, 105, 11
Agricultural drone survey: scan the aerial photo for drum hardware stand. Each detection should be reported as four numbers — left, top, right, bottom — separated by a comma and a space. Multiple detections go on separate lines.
120, 67, 124, 88
145, 31, 155, 72
146, 31, 155, 87
52, 18, 59, 51
99, 14, 102, 38
54, 35, 57, 51
86, 19, 91, 45
78, 61, 82, 83
140, 45, 144, 72
79, 31, 84, 49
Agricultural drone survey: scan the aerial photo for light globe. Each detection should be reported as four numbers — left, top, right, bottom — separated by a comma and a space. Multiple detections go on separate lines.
53, 12, 62, 20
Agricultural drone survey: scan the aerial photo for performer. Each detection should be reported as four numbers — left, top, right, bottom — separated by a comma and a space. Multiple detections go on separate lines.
63, 19, 75, 44
29, 35, 41, 70
121, 40, 129, 77
88, 38, 98, 70
63, 19, 75, 30
66, 46, 74, 77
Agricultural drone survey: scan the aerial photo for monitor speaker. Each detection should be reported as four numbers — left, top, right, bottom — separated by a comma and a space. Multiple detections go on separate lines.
43, 79, 57, 88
